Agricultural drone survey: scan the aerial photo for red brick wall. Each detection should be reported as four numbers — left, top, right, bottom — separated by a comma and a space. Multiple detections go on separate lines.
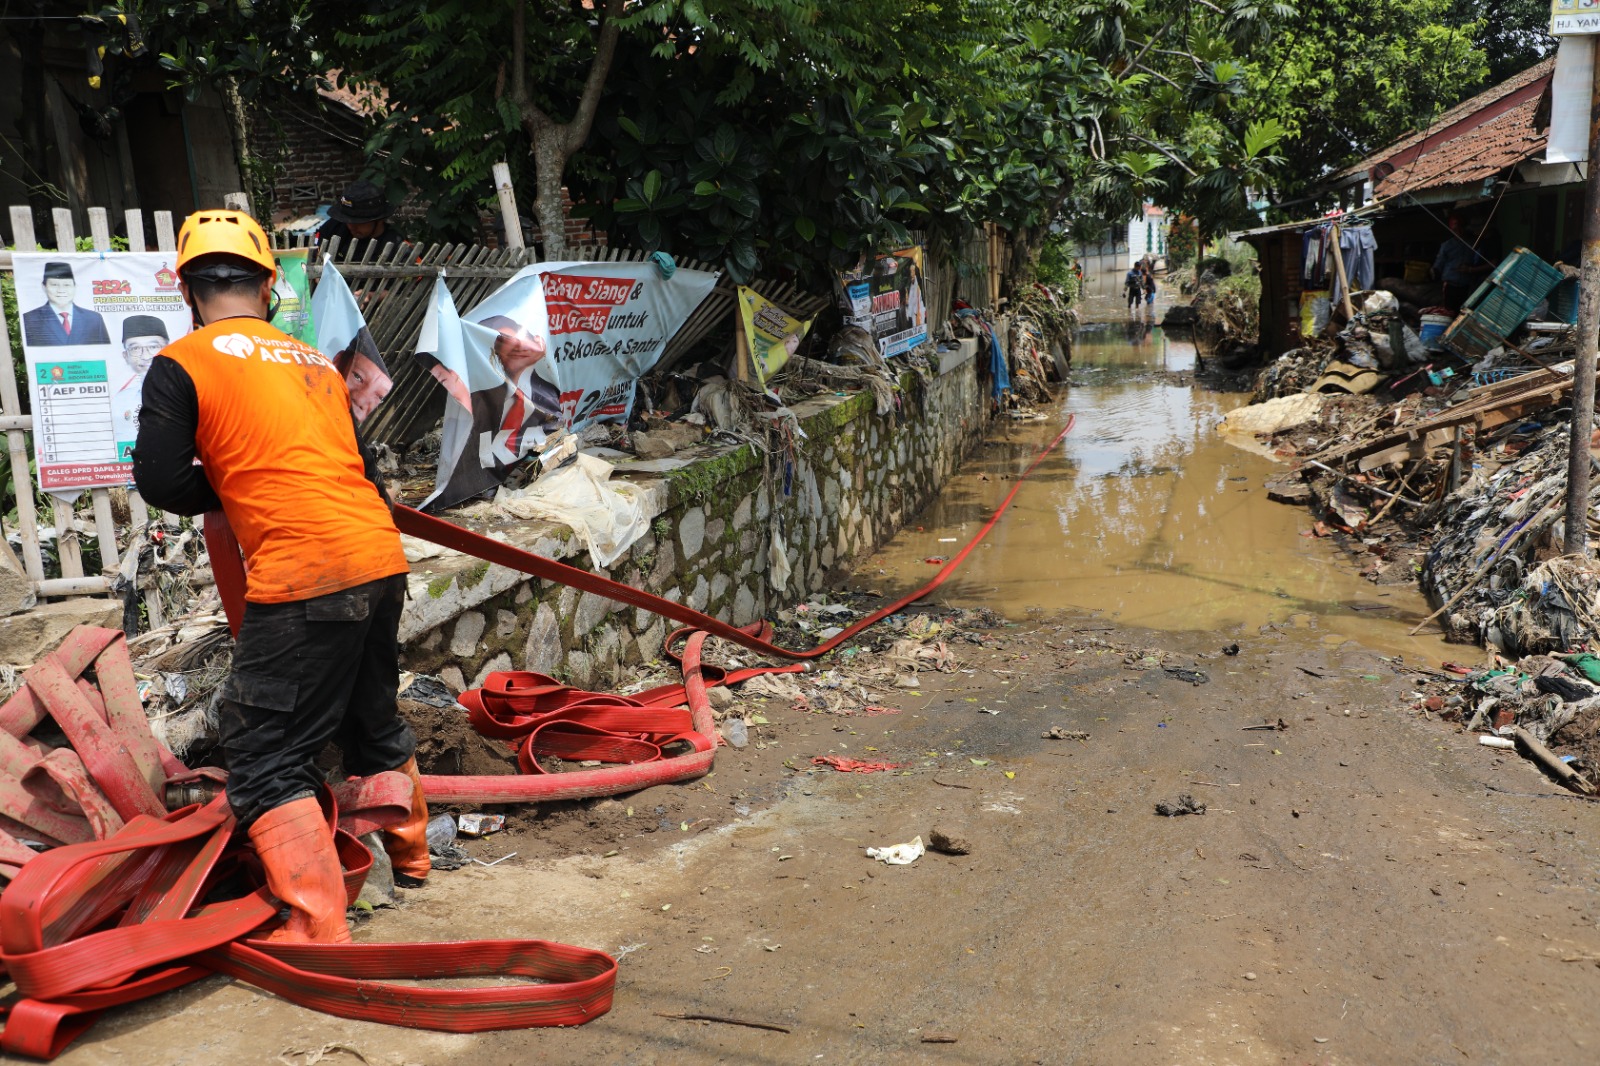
253, 99, 605, 249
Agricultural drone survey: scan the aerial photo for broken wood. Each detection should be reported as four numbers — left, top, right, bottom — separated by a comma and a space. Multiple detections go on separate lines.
1512, 727, 1595, 795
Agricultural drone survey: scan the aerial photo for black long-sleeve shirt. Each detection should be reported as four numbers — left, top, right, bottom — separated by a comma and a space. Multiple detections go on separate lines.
132, 355, 389, 516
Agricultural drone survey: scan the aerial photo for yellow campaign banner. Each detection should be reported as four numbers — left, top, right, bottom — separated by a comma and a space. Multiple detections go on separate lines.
737, 286, 813, 386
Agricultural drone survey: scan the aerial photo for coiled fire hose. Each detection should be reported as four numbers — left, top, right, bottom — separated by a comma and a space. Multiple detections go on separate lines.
0, 413, 1082, 1057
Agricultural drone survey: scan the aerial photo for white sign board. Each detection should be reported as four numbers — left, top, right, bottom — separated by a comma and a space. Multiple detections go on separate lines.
1553, 0, 1600, 35
12, 252, 192, 494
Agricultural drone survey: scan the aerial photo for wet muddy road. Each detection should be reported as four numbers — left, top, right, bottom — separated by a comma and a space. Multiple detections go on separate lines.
61, 301, 1600, 1066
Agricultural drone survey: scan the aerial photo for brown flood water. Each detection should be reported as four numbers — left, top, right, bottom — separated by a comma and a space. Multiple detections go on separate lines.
856, 306, 1452, 664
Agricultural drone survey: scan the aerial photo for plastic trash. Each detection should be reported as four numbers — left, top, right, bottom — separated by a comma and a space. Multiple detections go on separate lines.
426, 813, 457, 850
723, 718, 749, 749
866, 836, 925, 865
1479, 736, 1516, 749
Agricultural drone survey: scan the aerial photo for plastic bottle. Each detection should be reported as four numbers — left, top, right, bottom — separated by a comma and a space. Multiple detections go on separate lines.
723, 718, 749, 749
425, 813, 457, 850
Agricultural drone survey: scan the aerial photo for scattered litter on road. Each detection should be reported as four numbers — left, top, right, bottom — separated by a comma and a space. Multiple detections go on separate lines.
1480, 736, 1516, 749
1042, 727, 1090, 740
813, 755, 901, 773
1241, 719, 1288, 732
1155, 794, 1207, 817
457, 813, 505, 837
655, 1011, 791, 1034
1163, 666, 1210, 684
866, 836, 925, 864
1222, 643, 1240, 656
472, 852, 518, 868
920, 1033, 959, 1044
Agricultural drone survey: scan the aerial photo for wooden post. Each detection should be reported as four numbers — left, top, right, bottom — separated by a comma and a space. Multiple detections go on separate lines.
1329, 222, 1356, 321
47, 210, 86, 580
1566, 57, 1600, 557
492, 162, 526, 251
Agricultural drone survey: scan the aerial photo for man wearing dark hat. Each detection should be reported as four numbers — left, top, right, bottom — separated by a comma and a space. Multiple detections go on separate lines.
315, 180, 408, 257
113, 315, 169, 456
23, 261, 111, 346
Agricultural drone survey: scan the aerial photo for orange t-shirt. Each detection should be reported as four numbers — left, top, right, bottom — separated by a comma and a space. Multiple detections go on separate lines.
161, 317, 408, 603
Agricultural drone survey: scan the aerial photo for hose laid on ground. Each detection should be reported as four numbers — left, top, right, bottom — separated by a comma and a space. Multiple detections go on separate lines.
391, 413, 1077, 665
0, 637, 617, 1058
202, 415, 1076, 805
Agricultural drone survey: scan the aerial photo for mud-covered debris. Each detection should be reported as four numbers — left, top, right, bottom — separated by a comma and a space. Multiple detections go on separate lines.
1163, 666, 1210, 685
400, 673, 458, 708
1223, 643, 1241, 656
1155, 793, 1207, 817
928, 827, 972, 855
1042, 727, 1090, 740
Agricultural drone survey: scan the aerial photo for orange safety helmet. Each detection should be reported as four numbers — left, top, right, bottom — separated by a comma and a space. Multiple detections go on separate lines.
175, 210, 276, 281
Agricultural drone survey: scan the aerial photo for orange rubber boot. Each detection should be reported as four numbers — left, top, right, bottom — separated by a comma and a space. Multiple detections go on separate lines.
383, 757, 431, 886
247, 795, 353, 944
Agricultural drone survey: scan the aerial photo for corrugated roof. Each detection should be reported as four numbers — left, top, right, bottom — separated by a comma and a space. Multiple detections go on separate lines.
1334, 57, 1555, 183
1373, 96, 1546, 198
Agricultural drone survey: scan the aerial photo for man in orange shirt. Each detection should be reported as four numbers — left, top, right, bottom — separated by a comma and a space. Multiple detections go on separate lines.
131, 210, 430, 943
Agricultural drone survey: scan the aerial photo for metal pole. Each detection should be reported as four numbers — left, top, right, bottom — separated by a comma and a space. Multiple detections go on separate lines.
1565, 59, 1600, 557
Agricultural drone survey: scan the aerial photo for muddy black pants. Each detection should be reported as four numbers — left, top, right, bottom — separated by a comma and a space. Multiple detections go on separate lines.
218, 574, 413, 828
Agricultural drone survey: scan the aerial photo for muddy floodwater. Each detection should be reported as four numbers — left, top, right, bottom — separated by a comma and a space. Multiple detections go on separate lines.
857, 294, 1451, 664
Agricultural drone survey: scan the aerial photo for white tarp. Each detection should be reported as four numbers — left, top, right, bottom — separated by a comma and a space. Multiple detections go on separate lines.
493, 452, 650, 567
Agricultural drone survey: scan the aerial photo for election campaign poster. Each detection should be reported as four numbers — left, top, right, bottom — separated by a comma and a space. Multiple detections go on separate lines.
311, 262, 391, 424
271, 248, 315, 344
736, 285, 814, 386
413, 261, 718, 511
13, 252, 192, 494
836, 246, 928, 358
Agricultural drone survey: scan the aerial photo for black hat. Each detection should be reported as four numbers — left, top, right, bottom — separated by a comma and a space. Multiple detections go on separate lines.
328, 180, 394, 224
42, 261, 73, 282
121, 315, 168, 344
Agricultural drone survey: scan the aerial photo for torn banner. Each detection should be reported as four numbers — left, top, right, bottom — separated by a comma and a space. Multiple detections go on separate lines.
415, 261, 718, 510
311, 261, 392, 424
737, 285, 814, 386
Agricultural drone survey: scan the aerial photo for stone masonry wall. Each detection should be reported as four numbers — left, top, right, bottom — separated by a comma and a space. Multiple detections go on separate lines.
397, 342, 989, 692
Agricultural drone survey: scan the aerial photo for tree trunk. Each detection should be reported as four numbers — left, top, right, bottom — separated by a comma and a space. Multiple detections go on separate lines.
532, 127, 567, 259
512, 0, 623, 262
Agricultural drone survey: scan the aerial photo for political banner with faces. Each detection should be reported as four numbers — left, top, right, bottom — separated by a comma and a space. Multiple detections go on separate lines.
12, 252, 193, 494
835, 245, 928, 358
310, 262, 391, 424
413, 261, 718, 510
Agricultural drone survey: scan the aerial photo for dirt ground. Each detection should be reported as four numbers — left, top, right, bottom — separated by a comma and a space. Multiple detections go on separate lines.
55, 609, 1600, 1066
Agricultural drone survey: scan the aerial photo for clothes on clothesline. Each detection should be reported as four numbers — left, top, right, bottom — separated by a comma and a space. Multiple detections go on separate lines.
1301, 220, 1378, 303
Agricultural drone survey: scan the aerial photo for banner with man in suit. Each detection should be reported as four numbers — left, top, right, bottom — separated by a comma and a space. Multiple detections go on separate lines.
414, 260, 717, 511
13, 252, 191, 493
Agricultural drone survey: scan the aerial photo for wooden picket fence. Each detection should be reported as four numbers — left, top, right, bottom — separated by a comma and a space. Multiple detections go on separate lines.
310, 236, 833, 446
0, 203, 836, 616
0, 204, 177, 624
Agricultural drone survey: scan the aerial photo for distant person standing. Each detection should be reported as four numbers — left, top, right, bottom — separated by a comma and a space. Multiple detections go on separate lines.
316, 180, 408, 258
1431, 213, 1496, 311
1124, 266, 1142, 312
1141, 266, 1157, 311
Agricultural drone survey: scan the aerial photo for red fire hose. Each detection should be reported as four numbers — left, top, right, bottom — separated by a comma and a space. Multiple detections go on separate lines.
199, 415, 1075, 806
